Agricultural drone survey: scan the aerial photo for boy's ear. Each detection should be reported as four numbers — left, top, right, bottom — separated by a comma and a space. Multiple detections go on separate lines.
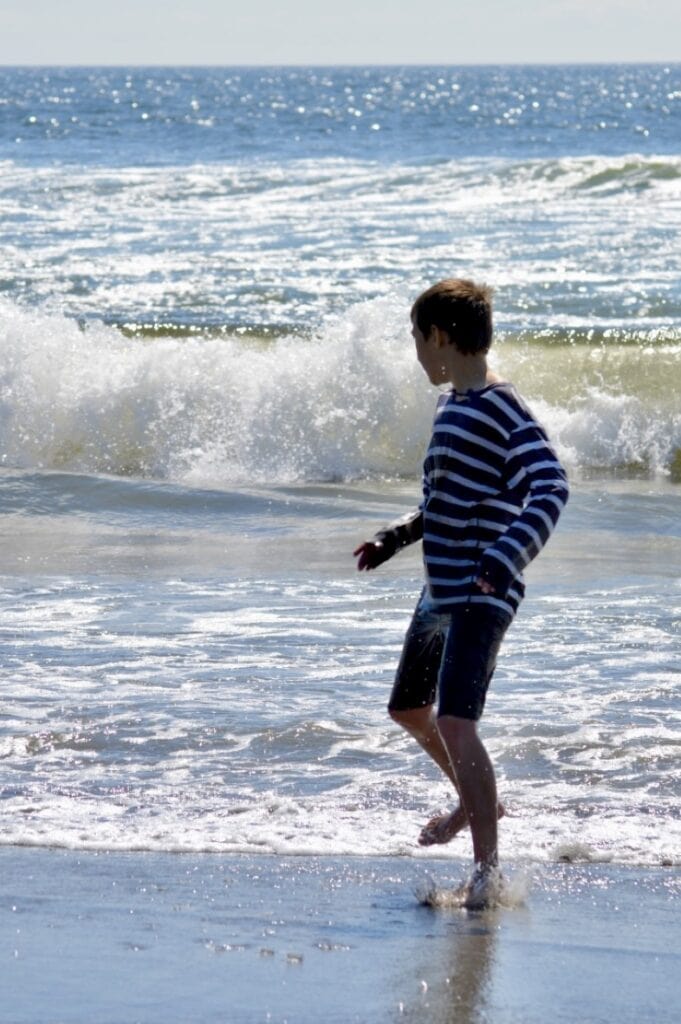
431, 326, 448, 349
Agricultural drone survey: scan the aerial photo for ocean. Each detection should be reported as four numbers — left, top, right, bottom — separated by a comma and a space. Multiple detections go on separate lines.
0, 64, 679, 868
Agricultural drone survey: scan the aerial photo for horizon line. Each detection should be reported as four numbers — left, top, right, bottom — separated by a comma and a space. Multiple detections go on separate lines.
1, 59, 679, 70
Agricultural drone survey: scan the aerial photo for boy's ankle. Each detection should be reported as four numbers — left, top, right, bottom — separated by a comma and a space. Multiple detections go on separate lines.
474, 856, 499, 876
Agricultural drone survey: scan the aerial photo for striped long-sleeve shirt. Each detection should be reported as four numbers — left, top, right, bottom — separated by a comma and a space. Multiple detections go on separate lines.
375, 382, 569, 618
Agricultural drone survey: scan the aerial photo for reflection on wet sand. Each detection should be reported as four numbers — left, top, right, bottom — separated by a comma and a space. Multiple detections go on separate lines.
398, 910, 499, 1024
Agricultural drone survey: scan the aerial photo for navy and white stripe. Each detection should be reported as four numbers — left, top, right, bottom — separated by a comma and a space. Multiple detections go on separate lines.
376, 383, 569, 618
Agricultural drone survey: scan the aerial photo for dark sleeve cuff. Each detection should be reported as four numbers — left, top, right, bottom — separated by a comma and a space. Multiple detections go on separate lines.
371, 529, 398, 565
373, 509, 423, 566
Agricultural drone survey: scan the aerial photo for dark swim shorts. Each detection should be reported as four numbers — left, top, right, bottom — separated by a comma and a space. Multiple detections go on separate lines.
388, 590, 512, 721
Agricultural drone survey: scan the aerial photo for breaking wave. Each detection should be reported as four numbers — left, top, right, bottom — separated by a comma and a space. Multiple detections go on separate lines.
1, 298, 680, 485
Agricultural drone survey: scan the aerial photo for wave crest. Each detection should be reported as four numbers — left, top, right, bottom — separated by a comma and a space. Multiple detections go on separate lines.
1, 299, 679, 485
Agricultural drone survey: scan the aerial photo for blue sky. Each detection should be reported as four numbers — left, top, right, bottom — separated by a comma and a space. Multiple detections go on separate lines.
1, 0, 680, 64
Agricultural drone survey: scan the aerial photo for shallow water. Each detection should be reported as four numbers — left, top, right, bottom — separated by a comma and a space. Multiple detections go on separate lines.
1, 471, 678, 865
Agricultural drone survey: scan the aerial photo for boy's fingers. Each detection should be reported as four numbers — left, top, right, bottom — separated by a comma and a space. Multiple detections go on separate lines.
354, 541, 383, 570
353, 543, 371, 570
353, 541, 380, 556
475, 577, 496, 594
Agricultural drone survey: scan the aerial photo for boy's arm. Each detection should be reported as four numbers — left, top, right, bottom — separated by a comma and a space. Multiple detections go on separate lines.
478, 423, 569, 595
354, 508, 424, 571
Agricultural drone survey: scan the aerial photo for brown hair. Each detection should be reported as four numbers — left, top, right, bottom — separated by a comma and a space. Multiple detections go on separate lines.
411, 279, 493, 355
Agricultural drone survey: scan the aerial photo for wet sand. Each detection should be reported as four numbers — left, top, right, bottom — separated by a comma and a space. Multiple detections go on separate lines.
3, 848, 679, 1023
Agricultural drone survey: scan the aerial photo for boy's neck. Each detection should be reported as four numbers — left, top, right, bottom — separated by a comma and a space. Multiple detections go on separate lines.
447, 351, 493, 393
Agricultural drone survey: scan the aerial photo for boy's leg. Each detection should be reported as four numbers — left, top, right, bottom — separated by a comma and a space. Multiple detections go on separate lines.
436, 715, 498, 868
388, 704, 458, 785
388, 597, 505, 845
387, 597, 471, 839
391, 706, 506, 846
435, 604, 512, 867
389, 705, 474, 842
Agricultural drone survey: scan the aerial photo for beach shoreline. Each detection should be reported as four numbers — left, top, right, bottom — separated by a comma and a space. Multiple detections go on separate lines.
3, 847, 679, 1023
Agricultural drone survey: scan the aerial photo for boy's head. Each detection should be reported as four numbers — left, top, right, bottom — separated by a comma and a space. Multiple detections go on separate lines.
411, 279, 493, 354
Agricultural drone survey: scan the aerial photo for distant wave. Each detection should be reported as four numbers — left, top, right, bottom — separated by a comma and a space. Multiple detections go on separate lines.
1, 299, 680, 485
488, 153, 681, 195
571, 157, 681, 193
2, 153, 680, 334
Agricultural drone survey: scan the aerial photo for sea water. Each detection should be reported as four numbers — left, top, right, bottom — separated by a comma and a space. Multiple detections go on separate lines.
0, 66, 679, 866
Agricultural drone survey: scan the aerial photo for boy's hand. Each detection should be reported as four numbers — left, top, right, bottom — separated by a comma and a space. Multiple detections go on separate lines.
475, 577, 496, 595
354, 541, 386, 571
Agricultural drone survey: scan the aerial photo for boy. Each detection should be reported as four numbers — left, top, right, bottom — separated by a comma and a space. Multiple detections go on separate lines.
354, 279, 569, 908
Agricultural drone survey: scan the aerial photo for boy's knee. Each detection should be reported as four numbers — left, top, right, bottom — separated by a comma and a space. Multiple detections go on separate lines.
388, 704, 407, 725
388, 704, 433, 735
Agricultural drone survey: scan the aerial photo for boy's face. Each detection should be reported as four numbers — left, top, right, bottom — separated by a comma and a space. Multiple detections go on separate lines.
412, 316, 448, 386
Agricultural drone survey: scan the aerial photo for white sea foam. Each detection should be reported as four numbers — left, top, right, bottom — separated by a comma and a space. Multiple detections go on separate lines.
0, 533, 678, 866
1, 298, 680, 485
0, 296, 425, 483
2, 153, 681, 332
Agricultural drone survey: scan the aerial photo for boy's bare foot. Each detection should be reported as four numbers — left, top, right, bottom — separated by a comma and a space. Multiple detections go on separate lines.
418, 806, 468, 846
462, 863, 505, 910
418, 802, 506, 847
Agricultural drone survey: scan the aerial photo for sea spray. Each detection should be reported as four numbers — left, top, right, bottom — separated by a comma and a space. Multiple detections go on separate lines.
415, 868, 529, 910
1, 298, 680, 484
0, 297, 430, 483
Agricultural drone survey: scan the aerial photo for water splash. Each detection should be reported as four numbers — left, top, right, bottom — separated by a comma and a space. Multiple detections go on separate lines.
1, 298, 679, 484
